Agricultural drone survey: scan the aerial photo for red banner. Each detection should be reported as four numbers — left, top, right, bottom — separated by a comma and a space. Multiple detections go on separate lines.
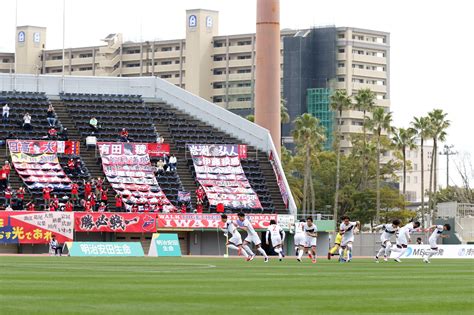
0, 212, 74, 244
157, 213, 276, 229
147, 143, 170, 157
7, 140, 80, 155
74, 212, 157, 233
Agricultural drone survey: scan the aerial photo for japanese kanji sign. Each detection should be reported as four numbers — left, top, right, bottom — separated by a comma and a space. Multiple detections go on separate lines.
148, 233, 181, 257
0, 212, 74, 244
74, 212, 157, 233
65, 242, 144, 257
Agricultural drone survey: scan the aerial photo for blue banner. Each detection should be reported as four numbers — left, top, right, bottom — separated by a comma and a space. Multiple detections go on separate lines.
148, 233, 182, 257
66, 242, 144, 257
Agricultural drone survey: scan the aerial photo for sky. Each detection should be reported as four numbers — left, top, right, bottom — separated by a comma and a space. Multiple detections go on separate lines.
1, 0, 473, 187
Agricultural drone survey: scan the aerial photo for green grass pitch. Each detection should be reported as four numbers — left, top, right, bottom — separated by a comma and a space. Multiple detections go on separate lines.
0, 256, 473, 314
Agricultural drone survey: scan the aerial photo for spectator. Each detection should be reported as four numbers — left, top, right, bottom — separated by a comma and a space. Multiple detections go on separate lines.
64, 199, 74, 212
89, 193, 97, 211
100, 187, 108, 205
98, 202, 107, 213
16, 186, 25, 209
2, 103, 9, 125
95, 177, 104, 198
0, 168, 6, 190
156, 134, 164, 144
84, 199, 92, 212
23, 113, 32, 130
46, 104, 56, 127
115, 194, 123, 212
49, 200, 57, 212
143, 202, 151, 213
89, 117, 99, 133
50, 235, 62, 256
180, 202, 187, 214
157, 196, 165, 213
120, 128, 129, 142
75, 159, 83, 175
48, 127, 58, 140
216, 201, 224, 214
67, 158, 75, 175
84, 180, 92, 199
70, 182, 79, 204
52, 195, 59, 210
195, 186, 205, 213
169, 154, 177, 172
42, 186, 53, 209
131, 203, 139, 213
4, 186, 12, 207
156, 159, 165, 175
3, 161, 11, 180
26, 201, 35, 211
59, 127, 69, 141
163, 154, 170, 172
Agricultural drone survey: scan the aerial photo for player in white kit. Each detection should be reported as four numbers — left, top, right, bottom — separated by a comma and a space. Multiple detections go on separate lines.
339, 216, 360, 262
294, 219, 306, 257
237, 212, 269, 262
220, 214, 251, 261
391, 221, 421, 262
423, 224, 450, 263
297, 217, 318, 263
373, 219, 401, 262
265, 219, 286, 261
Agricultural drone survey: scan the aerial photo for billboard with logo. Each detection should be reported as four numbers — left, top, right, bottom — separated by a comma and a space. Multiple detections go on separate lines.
389, 245, 474, 259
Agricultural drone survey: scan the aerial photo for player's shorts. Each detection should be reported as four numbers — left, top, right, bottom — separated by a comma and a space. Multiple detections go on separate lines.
396, 235, 408, 246
228, 234, 243, 246
341, 236, 354, 247
304, 235, 317, 247
428, 237, 438, 249
245, 233, 262, 246
271, 236, 283, 247
381, 234, 393, 245
294, 233, 305, 246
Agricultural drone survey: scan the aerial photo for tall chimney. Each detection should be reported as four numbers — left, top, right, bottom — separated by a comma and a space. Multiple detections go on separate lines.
255, 0, 281, 156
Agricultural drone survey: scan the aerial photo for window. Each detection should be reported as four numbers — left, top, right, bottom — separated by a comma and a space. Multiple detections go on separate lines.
126, 63, 140, 68
338, 48, 345, 53
338, 63, 345, 68
175, 60, 180, 64
414, 176, 418, 184
161, 61, 172, 65
161, 47, 172, 52
2, 58, 10, 63
337, 77, 345, 82
52, 55, 63, 60
175, 46, 180, 50
160, 74, 172, 78
237, 55, 251, 60
414, 163, 418, 171
237, 40, 251, 46
79, 53, 93, 58
213, 55, 225, 61
237, 96, 251, 101
213, 83, 224, 89
79, 67, 92, 71
213, 69, 225, 75
338, 33, 345, 39
214, 42, 224, 48
237, 69, 251, 74
125, 49, 140, 54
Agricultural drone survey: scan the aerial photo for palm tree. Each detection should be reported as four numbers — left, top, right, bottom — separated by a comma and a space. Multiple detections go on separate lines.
392, 127, 417, 196
354, 89, 376, 189
281, 100, 290, 124
366, 107, 392, 222
330, 89, 352, 221
427, 109, 450, 223
411, 116, 431, 226
291, 113, 326, 215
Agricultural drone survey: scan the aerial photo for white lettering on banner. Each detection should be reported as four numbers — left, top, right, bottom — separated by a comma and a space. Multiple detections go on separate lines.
389, 245, 474, 259
122, 245, 131, 255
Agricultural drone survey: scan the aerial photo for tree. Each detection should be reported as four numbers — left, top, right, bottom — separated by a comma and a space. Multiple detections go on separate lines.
354, 89, 376, 189
411, 116, 431, 226
291, 113, 326, 216
391, 127, 417, 196
245, 114, 254, 122
366, 107, 393, 223
281, 100, 290, 124
427, 109, 450, 223
330, 89, 352, 222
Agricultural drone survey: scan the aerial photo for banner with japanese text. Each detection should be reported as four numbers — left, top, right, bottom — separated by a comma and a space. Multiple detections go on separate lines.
147, 143, 170, 157
187, 144, 260, 209
97, 142, 175, 210
0, 212, 74, 244
74, 212, 157, 233
157, 213, 277, 230
66, 242, 144, 257
269, 150, 289, 208
7, 140, 80, 155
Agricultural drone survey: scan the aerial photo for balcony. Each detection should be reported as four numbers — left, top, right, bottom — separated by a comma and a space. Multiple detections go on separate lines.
153, 63, 181, 72
70, 57, 93, 66
228, 45, 253, 54
228, 87, 252, 95
153, 51, 181, 59
352, 54, 387, 65
352, 82, 387, 93
228, 59, 253, 68
228, 73, 252, 81
227, 101, 252, 110
353, 68, 386, 79
212, 60, 227, 68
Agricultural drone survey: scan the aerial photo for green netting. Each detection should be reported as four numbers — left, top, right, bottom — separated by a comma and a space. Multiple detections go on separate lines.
306, 88, 334, 150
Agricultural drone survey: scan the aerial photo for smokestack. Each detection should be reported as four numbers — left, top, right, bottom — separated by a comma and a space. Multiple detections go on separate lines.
255, 0, 281, 156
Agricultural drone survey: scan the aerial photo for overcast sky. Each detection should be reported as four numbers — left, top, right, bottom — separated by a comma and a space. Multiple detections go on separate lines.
1, 0, 473, 187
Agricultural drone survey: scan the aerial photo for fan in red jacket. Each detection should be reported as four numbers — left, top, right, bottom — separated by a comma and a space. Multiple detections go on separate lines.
115, 194, 123, 212
4, 186, 13, 206
16, 187, 25, 209
42, 186, 53, 208
84, 181, 92, 198
70, 182, 79, 204
64, 200, 74, 212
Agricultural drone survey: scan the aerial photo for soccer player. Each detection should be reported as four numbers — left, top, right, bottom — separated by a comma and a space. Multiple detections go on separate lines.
423, 224, 451, 263
339, 216, 360, 262
237, 212, 269, 262
294, 219, 306, 258
301, 217, 318, 263
220, 214, 250, 261
373, 219, 401, 262
266, 219, 286, 261
327, 230, 342, 260
391, 221, 421, 262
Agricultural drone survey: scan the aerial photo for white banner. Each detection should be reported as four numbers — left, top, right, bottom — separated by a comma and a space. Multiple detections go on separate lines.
277, 214, 295, 231
390, 244, 474, 259
12, 212, 74, 240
